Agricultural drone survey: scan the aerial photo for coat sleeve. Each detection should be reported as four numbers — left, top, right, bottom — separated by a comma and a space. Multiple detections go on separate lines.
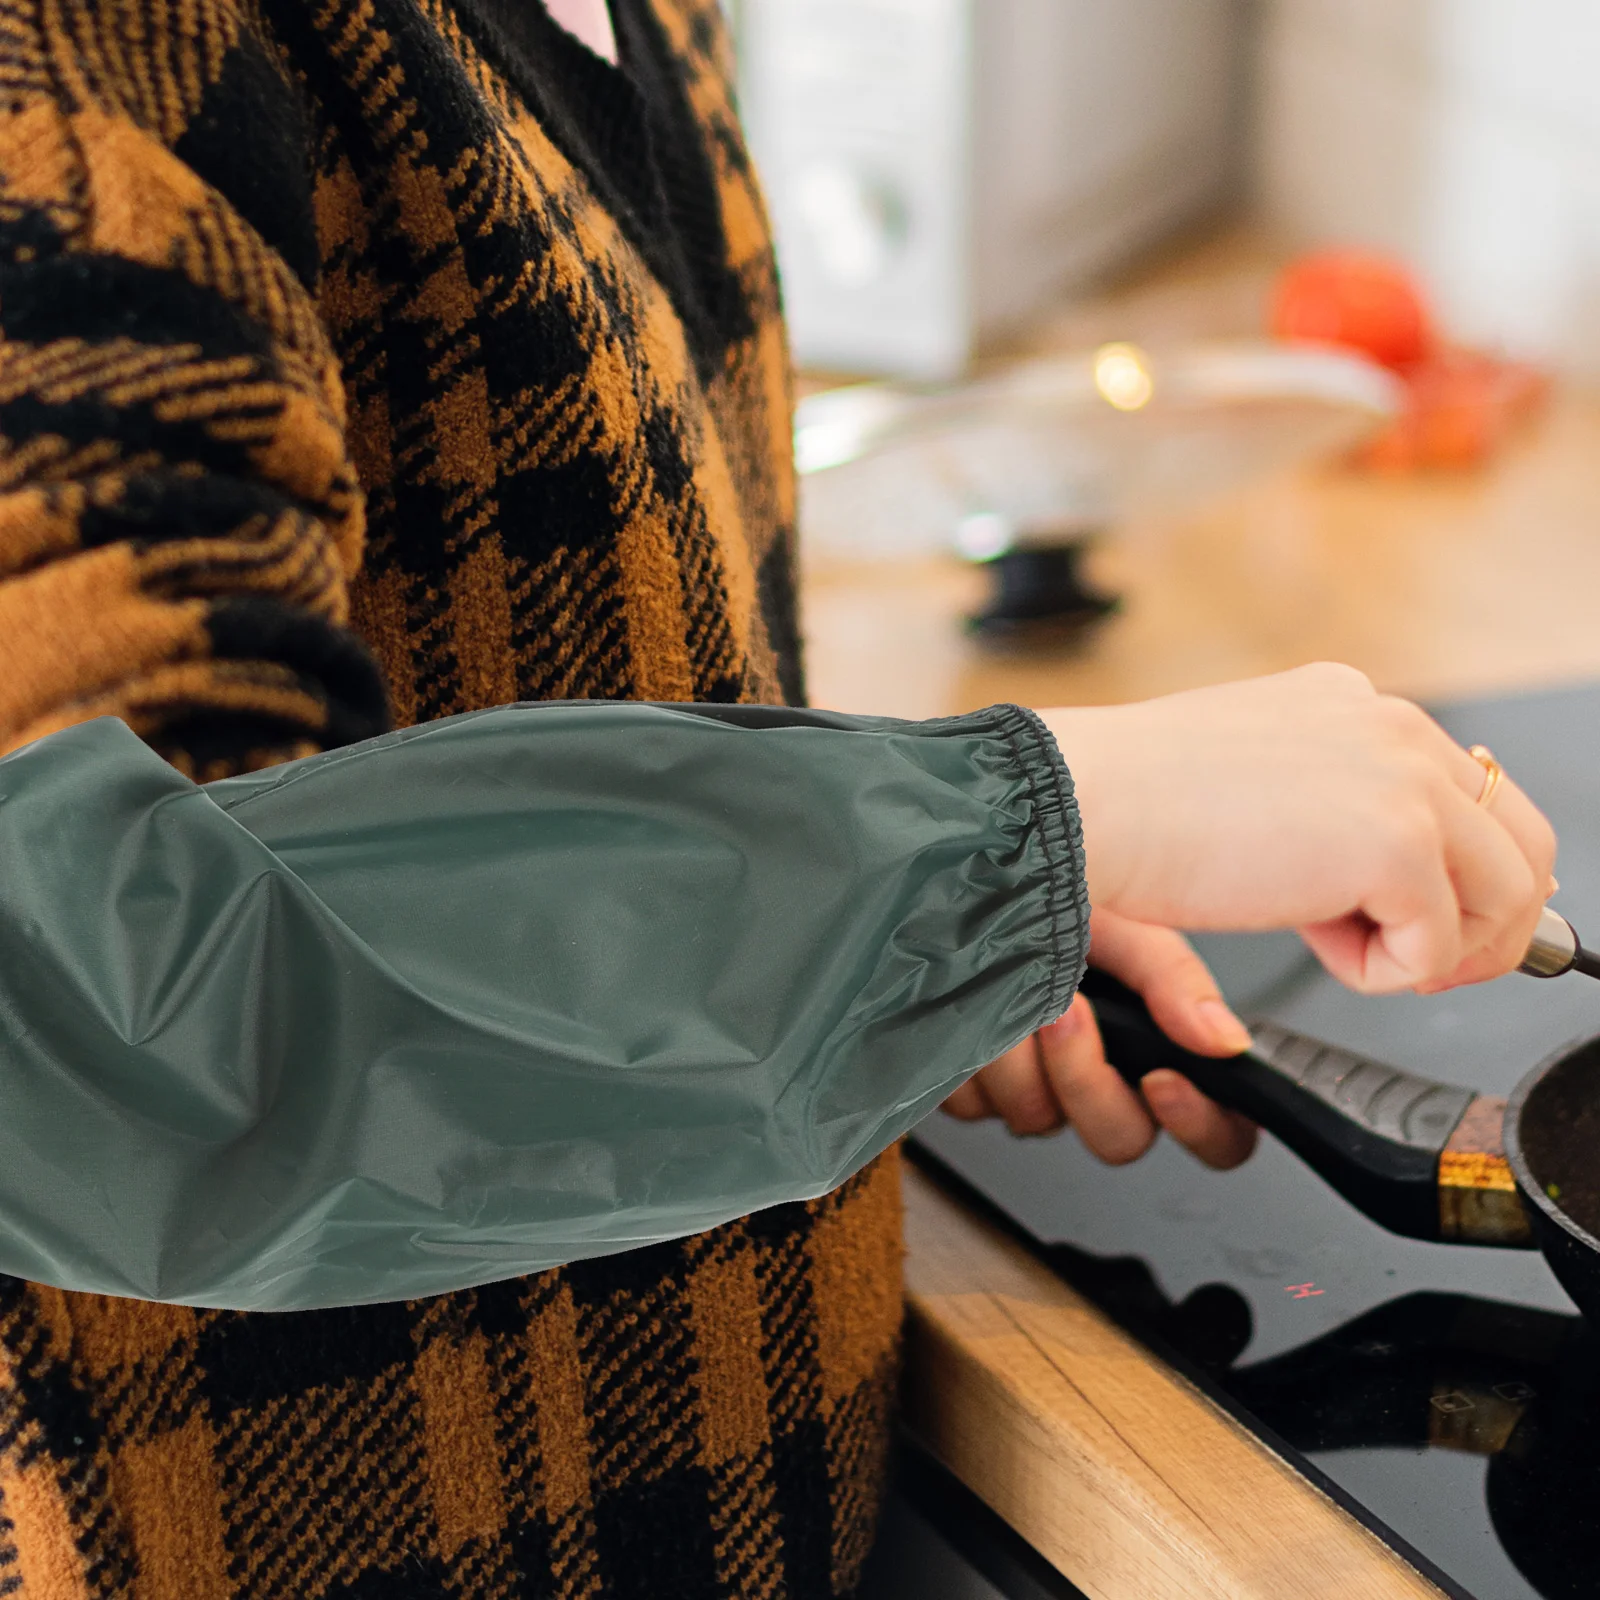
0, 701, 1090, 1309
0, 0, 389, 778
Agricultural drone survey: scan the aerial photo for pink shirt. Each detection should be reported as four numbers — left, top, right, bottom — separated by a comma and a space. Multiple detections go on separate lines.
544, 0, 617, 63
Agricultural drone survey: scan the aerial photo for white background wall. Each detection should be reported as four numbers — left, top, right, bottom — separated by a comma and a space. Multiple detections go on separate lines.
737, 0, 1244, 376
970, 0, 1242, 336
1255, 0, 1600, 376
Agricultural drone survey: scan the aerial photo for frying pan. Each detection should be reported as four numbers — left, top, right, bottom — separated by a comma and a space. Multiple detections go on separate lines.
1078, 916, 1600, 1326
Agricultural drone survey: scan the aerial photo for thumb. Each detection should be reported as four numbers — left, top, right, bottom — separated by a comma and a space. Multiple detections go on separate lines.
1090, 908, 1253, 1059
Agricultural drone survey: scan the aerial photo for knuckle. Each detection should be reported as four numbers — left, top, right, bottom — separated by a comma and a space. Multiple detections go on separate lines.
1534, 815, 1559, 874
1050, 1040, 1102, 1091
1385, 751, 1448, 818
1460, 938, 1519, 984
1376, 695, 1435, 743
1376, 787, 1440, 851
1373, 799, 1439, 871
1003, 1083, 1059, 1134
1302, 660, 1374, 696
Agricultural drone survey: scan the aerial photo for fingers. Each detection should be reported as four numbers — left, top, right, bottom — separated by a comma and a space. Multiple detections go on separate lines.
1454, 762, 1558, 978
1141, 1070, 1259, 1169
1431, 780, 1551, 986
1087, 911, 1257, 1168
945, 909, 1263, 1168
1090, 910, 1253, 1057
941, 980, 1257, 1170
943, 997, 1158, 1156
1036, 995, 1254, 1169
955, 1036, 1063, 1136
1420, 713, 1556, 875
1375, 703, 1556, 987
1036, 996, 1158, 1163
1343, 764, 1472, 991
1288, 702, 1550, 994
940, 1078, 991, 1121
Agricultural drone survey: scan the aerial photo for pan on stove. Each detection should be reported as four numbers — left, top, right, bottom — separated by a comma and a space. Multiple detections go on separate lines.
1078, 964, 1600, 1326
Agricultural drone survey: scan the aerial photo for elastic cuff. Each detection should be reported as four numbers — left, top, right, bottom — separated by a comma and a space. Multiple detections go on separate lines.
989, 704, 1091, 1021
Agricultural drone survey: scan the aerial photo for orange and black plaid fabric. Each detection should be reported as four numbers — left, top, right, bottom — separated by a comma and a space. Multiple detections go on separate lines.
0, 1157, 903, 1600
0, 0, 902, 1593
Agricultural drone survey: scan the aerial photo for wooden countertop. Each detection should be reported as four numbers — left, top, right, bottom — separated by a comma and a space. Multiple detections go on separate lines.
802, 232, 1600, 720
803, 387, 1600, 721
901, 1165, 1447, 1600
798, 234, 1600, 1598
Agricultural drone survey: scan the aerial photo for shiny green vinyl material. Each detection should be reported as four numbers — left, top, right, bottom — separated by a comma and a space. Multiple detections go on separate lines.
0, 701, 1087, 1310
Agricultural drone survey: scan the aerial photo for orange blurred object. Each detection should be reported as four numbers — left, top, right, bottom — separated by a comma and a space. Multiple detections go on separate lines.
1272, 251, 1434, 371
1271, 251, 1549, 469
1356, 346, 1550, 471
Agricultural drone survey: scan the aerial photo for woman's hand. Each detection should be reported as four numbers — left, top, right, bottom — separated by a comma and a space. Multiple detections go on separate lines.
1043, 664, 1557, 995
945, 664, 1557, 1168
942, 909, 1257, 1168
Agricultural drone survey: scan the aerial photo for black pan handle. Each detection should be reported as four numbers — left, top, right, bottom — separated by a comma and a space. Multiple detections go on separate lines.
1077, 969, 1477, 1241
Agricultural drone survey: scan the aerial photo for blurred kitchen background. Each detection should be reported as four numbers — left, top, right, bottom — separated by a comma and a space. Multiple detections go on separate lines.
723, 0, 1600, 723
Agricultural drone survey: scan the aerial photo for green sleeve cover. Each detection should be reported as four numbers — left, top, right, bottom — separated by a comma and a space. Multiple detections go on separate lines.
0, 700, 1087, 1310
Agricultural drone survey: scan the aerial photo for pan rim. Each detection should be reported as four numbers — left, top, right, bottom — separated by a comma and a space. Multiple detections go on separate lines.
1505, 1032, 1600, 1257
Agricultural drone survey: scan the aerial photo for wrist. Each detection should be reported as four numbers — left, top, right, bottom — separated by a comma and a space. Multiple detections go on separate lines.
1038, 704, 1126, 909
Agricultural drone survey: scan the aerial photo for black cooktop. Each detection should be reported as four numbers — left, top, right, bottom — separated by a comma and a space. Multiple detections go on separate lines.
915, 682, 1600, 1600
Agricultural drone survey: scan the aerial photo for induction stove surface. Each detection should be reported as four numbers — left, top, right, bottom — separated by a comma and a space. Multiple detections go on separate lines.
914, 683, 1600, 1600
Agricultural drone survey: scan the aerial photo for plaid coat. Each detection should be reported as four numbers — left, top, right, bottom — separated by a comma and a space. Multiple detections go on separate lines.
0, 0, 903, 1593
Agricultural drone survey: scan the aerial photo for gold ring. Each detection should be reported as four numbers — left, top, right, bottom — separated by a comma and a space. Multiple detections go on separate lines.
1469, 744, 1505, 809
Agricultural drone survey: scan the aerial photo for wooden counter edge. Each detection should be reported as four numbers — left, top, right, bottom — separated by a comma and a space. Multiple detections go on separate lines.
900, 1161, 1449, 1600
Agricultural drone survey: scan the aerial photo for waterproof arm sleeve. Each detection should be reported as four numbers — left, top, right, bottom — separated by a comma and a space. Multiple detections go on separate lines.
0, 700, 1088, 1309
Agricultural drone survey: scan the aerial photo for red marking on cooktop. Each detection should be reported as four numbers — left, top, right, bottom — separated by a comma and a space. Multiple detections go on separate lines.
1285, 1282, 1325, 1299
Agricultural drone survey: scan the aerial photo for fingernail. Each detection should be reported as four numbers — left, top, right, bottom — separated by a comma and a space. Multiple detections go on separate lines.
1047, 998, 1089, 1039
1548, 875, 1561, 898
1197, 997, 1254, 1055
